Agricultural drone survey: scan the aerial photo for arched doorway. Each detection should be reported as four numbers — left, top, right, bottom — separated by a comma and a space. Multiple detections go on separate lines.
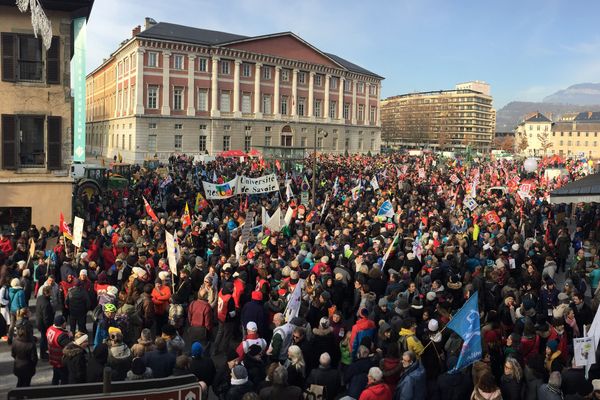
280, 125, 293, 147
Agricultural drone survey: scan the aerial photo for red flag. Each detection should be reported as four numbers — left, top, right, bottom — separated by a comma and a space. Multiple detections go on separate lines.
59, 212, 73, 240
182, 202, 192, 230
143, 196, 159, 222
275, 159, 281, 171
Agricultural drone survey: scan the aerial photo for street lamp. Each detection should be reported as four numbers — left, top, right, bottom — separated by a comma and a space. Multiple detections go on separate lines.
312, 126, 328, 209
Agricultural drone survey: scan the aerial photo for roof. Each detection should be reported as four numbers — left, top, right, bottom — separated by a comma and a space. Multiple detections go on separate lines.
524, 112, 551, 123
575, 111, 600, 122
136, 22, 382, 78
550, 173, 600, 204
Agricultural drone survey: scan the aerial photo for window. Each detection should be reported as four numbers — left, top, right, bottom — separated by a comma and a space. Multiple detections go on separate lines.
221, 60, 230, 75
297, 97, 305, 116
357, 82, 364, 93
280, 96, 287, 115
244, 136, 252, 152
301, 137, 307, 147
263, 66, 271, 80
370, 138, 375, 151
147, 86, 158, 109
358, 104, 364, 121
369, 85, 377, 96
315, 75, 322, 86
220, 91, 231, 112
298, 72, 305, 84
568, 141, 572, 146
595, 141, 598, 147
343, 103, 350, 119
149, 122, 157, 129
174, 135, 182, 150
314, 100, 322, 117
576, 141, 580, 146
242, 63, 251, 77
224, 125, 231, 131
344, 80, 352, 92
281, 69, 289, 81
559, 141, 563, 146
128, 135, 132, 150
317, 136, 324, 149
330, 77, 338, 89
329, 101, 337, 119
242, 93, 252, 113
223, 135, 230, 151
12, 35, 43, 82
148, 52, 158, 67
173, 87, 183, 110
197, 89, 208, 111
370, 106, 376, 122
199, 124, 207, 130
262, 95, 272, 114
537, 125, 540, 131
358, 138, 363, 150
281, 134, 293, 147
174, 124, 183, 130
148, 134, 157, 152
173, 54, 184, 70
199, 135, 207, 152
198, 58, 207, 72
345, 137, 350, 150
265, 126, 271, 132
121, 134, 125, 149
265, 136, 271, 146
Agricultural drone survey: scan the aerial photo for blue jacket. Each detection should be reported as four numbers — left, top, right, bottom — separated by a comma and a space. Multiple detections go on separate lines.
240, 300, 268, 336
9, 287, 26, 313
394, 361, 426, 400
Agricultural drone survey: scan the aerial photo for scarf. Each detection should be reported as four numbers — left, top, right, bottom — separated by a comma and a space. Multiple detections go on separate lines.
231, 376, 248, 386
564, 315, 580, 337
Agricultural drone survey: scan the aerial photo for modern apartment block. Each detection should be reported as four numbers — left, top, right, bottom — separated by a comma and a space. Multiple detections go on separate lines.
85, 19, 384, 162
381, 81, 494, 153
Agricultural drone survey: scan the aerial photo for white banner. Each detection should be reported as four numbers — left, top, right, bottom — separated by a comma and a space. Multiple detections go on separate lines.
237, 173, 279, 195
464, 197, 478, 211
165, 231, 178, 275
284, 279, 305, 321
202, 178, 238, 199
574, 337, 596, 368
72, 217, 84, 248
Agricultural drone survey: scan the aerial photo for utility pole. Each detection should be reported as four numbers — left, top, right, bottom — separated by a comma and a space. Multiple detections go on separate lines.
312, 126, 327, 209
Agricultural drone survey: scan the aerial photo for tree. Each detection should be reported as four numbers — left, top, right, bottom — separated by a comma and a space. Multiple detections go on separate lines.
518, 133, 529, 154
537, 130, 553, 156
501, 136, 515, 152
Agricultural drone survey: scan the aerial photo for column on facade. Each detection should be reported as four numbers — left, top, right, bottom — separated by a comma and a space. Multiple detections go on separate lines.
364, 83, 370, 124
233, 59, 241, 117
376, 83, 382, 125
187, 55, 196, 116
324, 74, 330, 121
114, 62, 119, 118
273, 66, 281, 117
338, 77, 344, 121
351, 79, 357, 124
308, 71, 315, 118
211, 55, 220, 117
135, 49, 145, 115
161, 51, 171, 115
254, 63, 262, 118
291, 68, 298, 117
120, 79, 125, 116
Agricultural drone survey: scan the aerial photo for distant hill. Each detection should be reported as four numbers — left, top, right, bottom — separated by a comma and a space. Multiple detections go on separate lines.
543, 83, 600, 105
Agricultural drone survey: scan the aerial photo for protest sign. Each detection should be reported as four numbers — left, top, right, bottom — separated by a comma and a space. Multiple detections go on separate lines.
574, 337, 596, 367
237, 174, 279, 194
202, 178, 238, 199
240, 212, 256, 243
72, 217, 84, 248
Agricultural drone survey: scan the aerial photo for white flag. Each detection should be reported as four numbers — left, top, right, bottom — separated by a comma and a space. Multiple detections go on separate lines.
264, 208, 281, 233
284, 206, 294, 226
165, 231, 178, 275
370, 176, 380, 190
285, 181, 294, 202
262, 207, 270, 225
585, 306, 600, 377
284, 279, 305, 321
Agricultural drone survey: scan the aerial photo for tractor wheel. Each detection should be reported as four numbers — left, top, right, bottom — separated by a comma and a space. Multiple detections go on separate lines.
77, 181, 100, 200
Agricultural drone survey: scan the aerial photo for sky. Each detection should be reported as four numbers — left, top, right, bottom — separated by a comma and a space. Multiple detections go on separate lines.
86, 0, 600, 109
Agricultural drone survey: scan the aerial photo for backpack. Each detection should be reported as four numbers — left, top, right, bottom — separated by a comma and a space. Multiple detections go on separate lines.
114, 311, 130, 333
398, 333, 415, 353
92, 304, 103, 322
168, 303, 184, 326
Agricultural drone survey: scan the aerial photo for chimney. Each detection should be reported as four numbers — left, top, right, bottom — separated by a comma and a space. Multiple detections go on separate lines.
132, 25, 141, 37
588, 111, 593, 119
144, 17, 157, 30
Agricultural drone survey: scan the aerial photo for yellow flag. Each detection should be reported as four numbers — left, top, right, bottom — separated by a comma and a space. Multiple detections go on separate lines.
473, 223, 480, 241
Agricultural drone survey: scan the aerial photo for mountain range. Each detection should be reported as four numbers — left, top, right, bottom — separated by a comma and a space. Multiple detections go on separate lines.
496, 83, 600, 131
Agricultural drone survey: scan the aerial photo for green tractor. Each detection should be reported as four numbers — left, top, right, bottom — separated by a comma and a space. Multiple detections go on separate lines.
75, 166, 129, 199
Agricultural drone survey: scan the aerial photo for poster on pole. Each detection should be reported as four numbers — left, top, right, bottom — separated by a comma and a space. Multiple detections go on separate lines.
574, 337, 596, 367
165, 231, 178, 275
240, 212, 256, 243
72, 217, 84, 248
71, 17, 87, 162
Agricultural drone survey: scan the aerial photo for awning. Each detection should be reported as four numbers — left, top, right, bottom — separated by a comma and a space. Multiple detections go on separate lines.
549, 173, 600, 204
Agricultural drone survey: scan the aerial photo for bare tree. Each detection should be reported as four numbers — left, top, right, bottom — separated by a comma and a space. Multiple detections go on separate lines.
537, 130, 553, 156
517, 133, 529, 154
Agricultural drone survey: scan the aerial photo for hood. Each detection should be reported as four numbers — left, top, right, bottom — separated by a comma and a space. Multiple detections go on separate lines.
63, 343, 84, 358
312, 326, 333, 336
366, 383, 390, 396
399, 328, 415, 337
476, 388, 502, 400
110, 343, 132, 360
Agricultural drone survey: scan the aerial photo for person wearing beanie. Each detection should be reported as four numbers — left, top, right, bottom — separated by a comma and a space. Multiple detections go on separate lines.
311, 316, 341, 369
142, 337, 175, 379
46, 314, 72, 385
62, 332, 89, 384
126, 356, 153, 380
131, 328, 155, 358
226, 364, 253, 399
240, 290, 268, 338
544, 339, 564, 373
374, 296, 392, 323
189, 341, 216, 386
349, 307, 377, 359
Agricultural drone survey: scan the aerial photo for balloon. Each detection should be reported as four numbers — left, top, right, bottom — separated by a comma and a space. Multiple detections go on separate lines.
523, 158, 538, 173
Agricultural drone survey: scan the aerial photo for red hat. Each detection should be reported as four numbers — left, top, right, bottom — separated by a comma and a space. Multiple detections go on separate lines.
251, 291, 263, 301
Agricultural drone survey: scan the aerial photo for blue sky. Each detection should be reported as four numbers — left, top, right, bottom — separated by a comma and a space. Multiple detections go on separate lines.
86, 0, 600, 109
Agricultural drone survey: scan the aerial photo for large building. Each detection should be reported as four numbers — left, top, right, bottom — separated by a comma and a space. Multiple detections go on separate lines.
514, 112, 552, 156
551, 112, 600, 159
85, 20, 384, 162
0, 0, 93, 230
381, 81, 494, 152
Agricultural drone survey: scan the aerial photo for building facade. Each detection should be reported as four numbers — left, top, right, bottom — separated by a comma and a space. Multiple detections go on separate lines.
514, 112, 552, 156
0, 0, 93, 230
85, 20, 384, 162
551, 112, 600, 159
380, 81, 494, 153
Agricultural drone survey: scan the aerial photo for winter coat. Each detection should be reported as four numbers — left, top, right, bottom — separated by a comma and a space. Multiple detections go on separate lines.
259, 384, 303, 400
537, 384, 564, 400
107, 343, 132, 381
524, 366, 544, 400
151, 285, 171, 315
66, 286, 91, 317
306, 365, 342, 400
500, 375, 525, 400
470, 388, 502, 400
9, 287, 26, 313
172, 278, 192, 304
360, 382, 392, 400
312, 326, 341, 367
225, 380, 254, 400
143, 348, 175, 378
35, 294, 54, 331
189, 355, 216, 385
62, 343, 88, 383
11, 337, 37, 378
398, 328, 425, 357
240, 299, 268, 337
188, 299, 213, 331
345, 357, 375, 399
394, 361, 426, 400
433, 369, 473, 400
561, 367, 594, 397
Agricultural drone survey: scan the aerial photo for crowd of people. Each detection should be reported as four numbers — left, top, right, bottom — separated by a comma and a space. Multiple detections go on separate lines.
2, 151, 600, 400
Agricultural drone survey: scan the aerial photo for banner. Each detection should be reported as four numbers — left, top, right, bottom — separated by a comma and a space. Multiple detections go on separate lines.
182, 203, 192, 230
202, 178, 237, 199
71, 17, 86, 162
284, 279, 305, 321
464, 197, 478, 211
585, 304, 600, 377
284, 207, 294, 226
418, 168, 426, 179
370, 176, 379, 190
237, 173, 278, 195
240, 211, 256, 244
484, 211, 501, 224
72, 216, 84, 248
450, 174, 460, 184
143, 196, 159, 222
165, 231, 178, 275
264, 208, 281, 233
447, 292, 482, 372
377, 200, 394, 218
59, 212, 73, 241
574, 337, 596, 368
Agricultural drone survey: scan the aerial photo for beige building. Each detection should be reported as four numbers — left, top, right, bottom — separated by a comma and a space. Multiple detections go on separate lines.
380, 81, 494, 153
85, 20, 384, 163
515, 112, 552, 156
0, 1, 93, 230
551, 112, 600, 159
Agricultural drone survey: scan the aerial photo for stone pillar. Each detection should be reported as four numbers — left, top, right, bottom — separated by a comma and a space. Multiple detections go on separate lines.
308, 71, 315, 118
114, 61, 119, 118
254, 63, 262, 118
211, 56, 220, 117
364, 83, 370, 124
338, 77, 344, 122
351, 79, 357, 124
161, 51, 171, 115
273, 66, 281, 117
187, 54, 196, 116
324, 74, 330, 122
291, 68, 298, 117
135, 49, 145, 115
233, 59, 241, 117
376, 83, 382, 126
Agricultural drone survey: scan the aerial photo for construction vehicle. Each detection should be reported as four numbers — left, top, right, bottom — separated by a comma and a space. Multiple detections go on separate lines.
74, 166, 129, 199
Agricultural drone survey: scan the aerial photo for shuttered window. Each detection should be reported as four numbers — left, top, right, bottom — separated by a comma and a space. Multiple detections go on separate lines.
1, 33, 16, 82
47, 116, 62, 170
1, 114, 16, 169
1, 33, 58, 83
46, 36, 60, 84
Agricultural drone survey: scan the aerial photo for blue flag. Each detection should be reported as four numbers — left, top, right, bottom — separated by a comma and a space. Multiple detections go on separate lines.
377, 200, 394, 218
446, 291, 482, 372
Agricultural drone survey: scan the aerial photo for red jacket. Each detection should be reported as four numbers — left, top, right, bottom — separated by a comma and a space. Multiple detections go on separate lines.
349, 317, 376, 353
188, 299, 213, 331
359, 382, 392, 400
152, 285, 171, 315
0, 237, 13, 256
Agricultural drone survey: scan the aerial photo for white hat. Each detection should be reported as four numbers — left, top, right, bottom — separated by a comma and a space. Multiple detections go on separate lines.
74, 334, 88, 346
132, 267, 147, 278
79, 269, 88, 276
107, 286, 119, 297
158, 271, 169, 281
222, 263, 232, 272
10, 278, 22, 289
16, 260, 26, 268
407, 252, 415, 260
593, 379, 600, 392
511, 244, 520, 251
246, 321, 257, 331
428, 319, 439, 332
426, 292, 437, 302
